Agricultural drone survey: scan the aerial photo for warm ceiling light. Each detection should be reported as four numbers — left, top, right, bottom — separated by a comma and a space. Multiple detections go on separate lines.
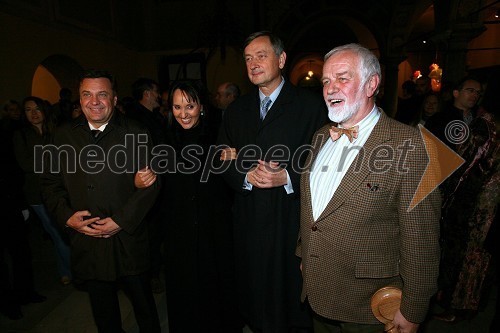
308, 70, 314, 77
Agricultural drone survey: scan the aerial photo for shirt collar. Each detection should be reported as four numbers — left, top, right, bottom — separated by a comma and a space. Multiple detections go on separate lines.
89, 123, 108, 131
259, 76, 285, 103
340, 105, 380, 131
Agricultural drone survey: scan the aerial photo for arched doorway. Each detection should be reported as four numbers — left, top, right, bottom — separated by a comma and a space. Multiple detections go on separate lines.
32, 54, 83, 104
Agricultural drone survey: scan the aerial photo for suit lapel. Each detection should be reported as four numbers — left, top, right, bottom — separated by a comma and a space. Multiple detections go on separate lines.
260, 81, 292, 128
315, 111, 392, 223
302, 124, 331, 223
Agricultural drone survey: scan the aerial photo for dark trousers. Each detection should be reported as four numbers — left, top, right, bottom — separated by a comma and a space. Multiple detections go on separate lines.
312, 315, 383, 333
86, 273, 160, 333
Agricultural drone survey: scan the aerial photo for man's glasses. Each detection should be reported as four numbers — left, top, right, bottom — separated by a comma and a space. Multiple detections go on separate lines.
462, 87, 482, 96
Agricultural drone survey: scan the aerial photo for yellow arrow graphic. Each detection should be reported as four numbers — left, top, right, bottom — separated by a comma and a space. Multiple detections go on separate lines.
408, 125, 465, 211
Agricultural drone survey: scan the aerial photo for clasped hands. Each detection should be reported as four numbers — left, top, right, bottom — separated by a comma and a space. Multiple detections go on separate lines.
219, 147, 287, 189
66, 210, 121, 238
248, 159, 287, 188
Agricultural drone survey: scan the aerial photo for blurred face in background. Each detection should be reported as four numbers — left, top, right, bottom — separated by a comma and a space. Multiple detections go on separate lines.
145, 84, 160, 110
415, 77, 430, 96
422, 94, 440, 118
172, 88, 202, 130
214, 83, 234, 110
6, 102, 21, 121
24, 100, 44, 127
453, 79, 481, 112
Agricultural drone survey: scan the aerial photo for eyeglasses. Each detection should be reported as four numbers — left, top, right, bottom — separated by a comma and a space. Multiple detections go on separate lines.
462, 87, 482, 96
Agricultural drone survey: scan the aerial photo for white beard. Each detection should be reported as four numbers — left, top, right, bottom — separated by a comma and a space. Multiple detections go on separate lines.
327, 97, 362, 124
326, 82, 366, 124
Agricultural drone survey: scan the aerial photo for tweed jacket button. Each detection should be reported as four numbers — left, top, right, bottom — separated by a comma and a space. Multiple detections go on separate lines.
311, 225, 317, 231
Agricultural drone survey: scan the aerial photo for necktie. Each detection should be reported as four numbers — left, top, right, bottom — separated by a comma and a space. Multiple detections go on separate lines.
329, 125, 359, 142
260, 97, 272, 120
91, 129, 102, 139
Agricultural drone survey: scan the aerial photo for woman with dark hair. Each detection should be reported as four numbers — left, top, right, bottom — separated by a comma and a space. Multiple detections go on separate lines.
137, 80, 242, 333
13, 96, 72, 285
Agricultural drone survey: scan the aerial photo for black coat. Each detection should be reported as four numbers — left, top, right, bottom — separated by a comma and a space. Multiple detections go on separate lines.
13, 126, 48, 205
163, 120, 241, 332
41, 112, 159, 281
217, 81, 327, 332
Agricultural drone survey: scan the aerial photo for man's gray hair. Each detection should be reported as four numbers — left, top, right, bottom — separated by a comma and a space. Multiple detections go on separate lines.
325, 43, 381, 95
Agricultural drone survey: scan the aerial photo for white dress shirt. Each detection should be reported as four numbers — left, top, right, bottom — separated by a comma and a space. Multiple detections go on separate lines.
310, 106, 380, 221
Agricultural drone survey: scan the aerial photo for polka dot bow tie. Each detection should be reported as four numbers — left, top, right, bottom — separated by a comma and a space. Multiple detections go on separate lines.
329, 125, 359, 143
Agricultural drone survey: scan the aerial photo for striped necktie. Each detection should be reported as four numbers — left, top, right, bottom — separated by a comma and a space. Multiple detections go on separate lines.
260, 97, 272, 120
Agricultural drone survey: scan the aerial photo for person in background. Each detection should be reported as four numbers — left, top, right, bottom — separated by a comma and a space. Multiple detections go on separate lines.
211, 82, 241, 131
1, 99, 22, 134
425, 76, 482, 150
217, 31, 327, 332
0, 106, 46, 320
52, 87, 73, 124
41, 69, 161, 332
410, 92, 442, 127
433, 73, 499, 324
13, 96, 72, 286
298, 43, 441, 333
395, 77, 430, 125
126, 77, 168, 294
214, 82, 240, 114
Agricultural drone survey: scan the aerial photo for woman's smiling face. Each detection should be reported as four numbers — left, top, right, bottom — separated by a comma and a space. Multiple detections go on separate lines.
172, 88, 202, 130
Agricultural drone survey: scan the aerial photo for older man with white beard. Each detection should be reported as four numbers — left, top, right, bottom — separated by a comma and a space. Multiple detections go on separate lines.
296, 43, 441, 333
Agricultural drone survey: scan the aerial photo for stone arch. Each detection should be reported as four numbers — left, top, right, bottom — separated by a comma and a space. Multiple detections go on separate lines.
271, 1, 382, 92
33, 54, 83, 103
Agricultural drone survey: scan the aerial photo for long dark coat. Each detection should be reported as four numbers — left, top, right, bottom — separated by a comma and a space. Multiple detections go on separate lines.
41, 112, 159, 281
217, 81, 327, 332
162, 120, 241, 333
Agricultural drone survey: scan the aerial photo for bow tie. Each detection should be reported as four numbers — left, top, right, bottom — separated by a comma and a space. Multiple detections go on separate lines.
329, 125, 359, 142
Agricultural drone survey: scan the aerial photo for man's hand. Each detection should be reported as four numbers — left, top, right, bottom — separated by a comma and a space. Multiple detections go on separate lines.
220, 147, 237, 161
392, 309, 419, 333
66, 211, 121, 239
134, 166, 156, 189
248, 159, 287, 188
66, 210, 103, 237
90, 217, 122, 238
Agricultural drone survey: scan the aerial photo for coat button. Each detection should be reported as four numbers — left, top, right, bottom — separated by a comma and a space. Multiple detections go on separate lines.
311, 225, 317, 231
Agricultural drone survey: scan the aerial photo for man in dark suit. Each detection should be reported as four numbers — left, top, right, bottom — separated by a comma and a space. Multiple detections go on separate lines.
217, 31, 327, 332
126, 77, 167, 294
297, 44, 441, 333
41, 69, 161, 332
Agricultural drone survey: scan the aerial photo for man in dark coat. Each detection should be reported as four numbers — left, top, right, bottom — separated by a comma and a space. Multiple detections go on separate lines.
126, 77, 168, 294
217, 31, 327, 333
41, 69, 161, 332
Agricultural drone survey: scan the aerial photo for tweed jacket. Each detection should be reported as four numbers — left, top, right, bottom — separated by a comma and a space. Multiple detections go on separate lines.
297, 110, 441, 324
